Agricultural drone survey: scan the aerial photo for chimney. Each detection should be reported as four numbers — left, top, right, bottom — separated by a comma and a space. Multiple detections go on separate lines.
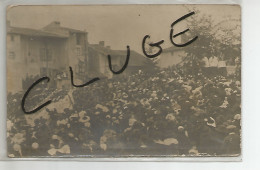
47, 21, 61, 28
54, 21, 60, 26
99, 41, 105, 47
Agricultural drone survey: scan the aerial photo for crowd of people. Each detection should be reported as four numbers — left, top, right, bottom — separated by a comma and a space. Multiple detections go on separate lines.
7, 66, 241, 157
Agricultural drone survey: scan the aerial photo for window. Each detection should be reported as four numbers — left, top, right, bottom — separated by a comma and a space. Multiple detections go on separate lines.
40, 48, 46, 61
40, 48, 52, 61
78, 62, 84, 74
9, 51, 15, 59
46, 49, 52, 60
76, 47, 81, 56
76, 34, 81, 45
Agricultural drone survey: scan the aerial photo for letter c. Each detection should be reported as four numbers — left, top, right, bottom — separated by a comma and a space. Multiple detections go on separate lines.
21, 76, 52, 114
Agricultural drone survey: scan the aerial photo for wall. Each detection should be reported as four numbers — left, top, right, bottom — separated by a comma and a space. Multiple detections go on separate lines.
157, 50, 186, 68
7, 34, 70, 93
6, 34, 24, 93
67, 32, 87, 78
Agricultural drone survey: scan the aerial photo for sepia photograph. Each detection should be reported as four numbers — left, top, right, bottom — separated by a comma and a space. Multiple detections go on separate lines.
6, 5, 241, 158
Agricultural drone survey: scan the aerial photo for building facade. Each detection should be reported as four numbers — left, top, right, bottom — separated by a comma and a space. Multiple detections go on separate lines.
7, 21, 89, 92
7, 21, 148, 93
157, 46, 186, 68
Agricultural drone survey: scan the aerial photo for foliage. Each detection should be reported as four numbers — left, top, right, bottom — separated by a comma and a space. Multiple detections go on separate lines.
180, 9, 241, 74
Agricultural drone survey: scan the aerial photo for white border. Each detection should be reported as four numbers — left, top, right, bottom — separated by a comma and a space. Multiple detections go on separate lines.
1, 0, 260, 169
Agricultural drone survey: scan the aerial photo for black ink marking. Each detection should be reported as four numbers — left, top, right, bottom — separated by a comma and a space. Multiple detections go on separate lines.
21, 76, 52, 114
107, 45, 130, 74
170, 11, 198, 47
69, 66, 100, 87
142, 35, 164, 58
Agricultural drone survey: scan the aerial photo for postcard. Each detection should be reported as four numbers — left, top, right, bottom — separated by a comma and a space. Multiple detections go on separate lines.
6, 5, 241, 158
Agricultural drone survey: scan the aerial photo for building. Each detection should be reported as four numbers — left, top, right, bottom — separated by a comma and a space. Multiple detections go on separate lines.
88, 42, 150, 78
156, 46, 186, 68
157, 45, 238, 76
7, 21, 149, 93
7, 21, 89, 92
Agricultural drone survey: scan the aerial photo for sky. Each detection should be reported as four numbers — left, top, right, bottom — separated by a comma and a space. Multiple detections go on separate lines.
6, 5, 240, 54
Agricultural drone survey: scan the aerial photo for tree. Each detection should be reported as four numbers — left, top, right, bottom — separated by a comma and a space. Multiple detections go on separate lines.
180, 9, 241, 75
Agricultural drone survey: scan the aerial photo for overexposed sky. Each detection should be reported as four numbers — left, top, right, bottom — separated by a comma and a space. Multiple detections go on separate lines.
7, 5, 240, 53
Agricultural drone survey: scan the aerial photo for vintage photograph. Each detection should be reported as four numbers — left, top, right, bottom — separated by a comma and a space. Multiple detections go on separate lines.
6, 5, 241, 158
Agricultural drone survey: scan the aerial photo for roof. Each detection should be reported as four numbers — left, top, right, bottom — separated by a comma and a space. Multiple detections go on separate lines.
7, 26, 68, 38
163, 46, 185, 53
42, 21, 87, 35
58, 26, 86, 33
89, 44, 149, 67
89, 44, 111, 54
7, 21, 87, 38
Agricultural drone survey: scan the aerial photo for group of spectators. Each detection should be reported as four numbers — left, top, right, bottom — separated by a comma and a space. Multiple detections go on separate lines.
7, 65, 241, 157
